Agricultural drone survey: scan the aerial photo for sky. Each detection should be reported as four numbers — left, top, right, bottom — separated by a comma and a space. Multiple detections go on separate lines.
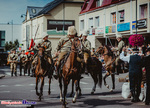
0, 0, 53, 24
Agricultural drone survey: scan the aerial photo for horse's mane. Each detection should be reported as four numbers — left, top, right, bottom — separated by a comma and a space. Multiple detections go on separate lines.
104, 45, 113, 56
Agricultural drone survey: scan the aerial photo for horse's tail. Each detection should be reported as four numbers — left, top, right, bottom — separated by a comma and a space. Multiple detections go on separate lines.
98, 62, 102, 88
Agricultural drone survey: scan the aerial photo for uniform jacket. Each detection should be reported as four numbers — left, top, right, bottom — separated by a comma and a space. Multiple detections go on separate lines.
9, 53, 18, 63
81, 39, 91, 53
56, 35, 74, 52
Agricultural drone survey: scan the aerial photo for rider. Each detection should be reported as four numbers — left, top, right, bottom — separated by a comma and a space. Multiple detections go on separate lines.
32, 32, 52, 75
53, 26, 77, 78
81, 31, 91, 74
113, 34, 125, 75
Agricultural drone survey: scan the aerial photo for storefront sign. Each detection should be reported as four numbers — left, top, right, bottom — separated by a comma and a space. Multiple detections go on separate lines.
132, 21, 136, 30
89, 28, 95, 35
95, 28, 104, 35
47, 20, 75, 35
117, 22, 130, 32
105, 25, 116, 33
137, 19, 147, 28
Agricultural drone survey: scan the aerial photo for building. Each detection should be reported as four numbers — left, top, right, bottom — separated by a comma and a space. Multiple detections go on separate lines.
22, 0, 84, 52
0, 23, 22, 52
79, 0, 150, 49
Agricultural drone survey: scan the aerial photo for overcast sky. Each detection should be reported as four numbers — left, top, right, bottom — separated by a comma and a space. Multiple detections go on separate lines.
0, 0, 53, 24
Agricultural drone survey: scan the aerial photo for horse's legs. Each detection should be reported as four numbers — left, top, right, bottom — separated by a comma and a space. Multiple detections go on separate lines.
39, 77, 44, 100
59, 77, 63, 102
69, 79, 74, 97
72, 80, 78, 103
63, 79, 68, 107
103, 71, 110, 89
35, 76, 40, 96
91, 74, 98, 94
48, 77, 51, 95
110, 72, 115, 92
78, 79, 82, 96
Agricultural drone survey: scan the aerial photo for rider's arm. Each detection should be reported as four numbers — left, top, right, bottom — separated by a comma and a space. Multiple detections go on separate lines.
45, 41, 52, 52
120, 51, 130, 63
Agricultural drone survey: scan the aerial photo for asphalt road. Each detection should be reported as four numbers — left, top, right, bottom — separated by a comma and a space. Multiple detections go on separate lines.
0, 66, 149, 108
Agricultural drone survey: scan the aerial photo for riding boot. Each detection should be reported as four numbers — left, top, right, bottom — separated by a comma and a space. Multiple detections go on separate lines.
116, 65, 121, 75
53, 65, 59, 79
11, 71, 13, 77
15, 71, 17, 77
131, 91, 136, 102
85, 63, 89, 75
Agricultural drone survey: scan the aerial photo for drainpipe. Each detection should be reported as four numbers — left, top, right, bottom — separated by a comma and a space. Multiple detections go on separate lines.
130, 0, 133, 34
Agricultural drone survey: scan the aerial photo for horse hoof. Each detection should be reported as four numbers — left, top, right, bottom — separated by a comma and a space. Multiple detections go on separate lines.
60, 98, 63, 102
36, 92, 40, 96
78, 93, 82, 96
48, 91, 51, 95
72, 99, 76, 103
110, 89, 113, 92
106, 85, 109, 89
91, 92, 94, 95
62, 105, 66, 108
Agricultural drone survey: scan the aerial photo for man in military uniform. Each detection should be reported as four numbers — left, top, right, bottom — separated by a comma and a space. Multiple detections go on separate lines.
32, 32, 52, 76
25, 51, 34, 76
53, 26, 77, 78
8, 49, 18, 76
81, 31, 91, 74
113, 34, 125, 75
19, 50, 27, 76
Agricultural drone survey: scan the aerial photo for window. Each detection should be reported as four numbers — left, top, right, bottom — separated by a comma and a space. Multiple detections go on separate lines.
140, 4, 147, 19
96, 0, 103, 7
89, 18, 93, 28
0, 31, 5, 47
111, 12, 116, 24
118, 10, 125, 22
32, 9, 36, 14
95, 16, 99, 28
80, 20, 84, 30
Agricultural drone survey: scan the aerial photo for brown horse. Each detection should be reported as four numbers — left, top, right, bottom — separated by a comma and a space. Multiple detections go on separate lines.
97, 45, 116, 92
58, 38, 82, 108
35, 47, 53, 100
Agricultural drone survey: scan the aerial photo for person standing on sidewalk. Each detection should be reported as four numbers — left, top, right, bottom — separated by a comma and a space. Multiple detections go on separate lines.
8, 49, 18, 76
143, 48, 150, 105
120, 47, 142, 102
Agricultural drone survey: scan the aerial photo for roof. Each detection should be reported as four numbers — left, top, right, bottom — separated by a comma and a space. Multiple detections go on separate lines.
80, 0, 128, 14
27, 6, 43, 18
35, 0, 64, 17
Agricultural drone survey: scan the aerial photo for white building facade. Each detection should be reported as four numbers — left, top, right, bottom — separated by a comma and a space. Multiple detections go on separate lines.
0, 24, 22, 51
79, 0, 150, 49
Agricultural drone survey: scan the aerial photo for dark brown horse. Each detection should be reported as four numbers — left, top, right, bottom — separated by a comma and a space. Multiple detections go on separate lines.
97, 45, 116, 92
35, 47, 53, 100
58, 38, 82, 108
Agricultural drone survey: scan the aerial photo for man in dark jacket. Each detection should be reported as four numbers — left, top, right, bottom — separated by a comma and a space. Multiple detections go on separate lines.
120, 47, 142, 102
143, 48, 150, 105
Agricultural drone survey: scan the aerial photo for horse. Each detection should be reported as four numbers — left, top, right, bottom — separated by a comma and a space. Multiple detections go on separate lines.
35, 47, 53, 100
57, 37, 82, 108
97, 45, 116, 92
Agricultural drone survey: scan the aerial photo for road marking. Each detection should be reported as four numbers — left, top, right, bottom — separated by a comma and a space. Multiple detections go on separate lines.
29, 84, 35, 86
30, 89, 54, 92
98, 95, 121, 98
14, 84, 23, 87
0, 85, 8, 87
80, 82, 88, 85
0, 91, 10, 93
84, 76, 91, 79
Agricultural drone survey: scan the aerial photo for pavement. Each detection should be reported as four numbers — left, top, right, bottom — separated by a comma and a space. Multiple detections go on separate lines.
0, 66, 149, 108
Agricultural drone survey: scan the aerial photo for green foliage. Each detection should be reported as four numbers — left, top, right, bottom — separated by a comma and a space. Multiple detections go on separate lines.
4, 39, 20, 51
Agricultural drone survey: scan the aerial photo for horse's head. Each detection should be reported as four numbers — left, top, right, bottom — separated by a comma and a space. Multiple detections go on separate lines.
38, 47, 45, 57
71, 37, 81, 52
97, 46, 104, 55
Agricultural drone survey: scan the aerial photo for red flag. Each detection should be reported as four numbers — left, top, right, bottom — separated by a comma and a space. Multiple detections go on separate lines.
29, 39, 35, 50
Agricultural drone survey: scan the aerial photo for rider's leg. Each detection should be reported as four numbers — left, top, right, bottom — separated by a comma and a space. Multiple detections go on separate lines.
84, 52, 89, 74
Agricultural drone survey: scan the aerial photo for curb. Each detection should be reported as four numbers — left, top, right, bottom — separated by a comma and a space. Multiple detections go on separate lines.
0, 74, 5, 79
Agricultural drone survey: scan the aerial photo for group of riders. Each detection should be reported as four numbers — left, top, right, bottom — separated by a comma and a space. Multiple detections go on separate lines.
7, 25, 150, 106
7, 25, 124, 78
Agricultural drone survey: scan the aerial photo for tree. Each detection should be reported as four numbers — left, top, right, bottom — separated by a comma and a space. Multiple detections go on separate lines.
4, 39, 20, 51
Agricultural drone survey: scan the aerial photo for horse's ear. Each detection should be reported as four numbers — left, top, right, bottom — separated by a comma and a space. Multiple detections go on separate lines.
79, 34, 82, 38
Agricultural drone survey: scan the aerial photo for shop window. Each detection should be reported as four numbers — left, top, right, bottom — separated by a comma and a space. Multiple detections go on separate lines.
95, 16, 99, 28
89, 18, 93, 28
80, 20, 84, 30
140, 4, 147, 19
111, 12, 116, 24
118, 10, 125, 23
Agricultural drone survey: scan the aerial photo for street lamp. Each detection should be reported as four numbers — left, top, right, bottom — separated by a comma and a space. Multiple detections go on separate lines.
7, 20, 13, 42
